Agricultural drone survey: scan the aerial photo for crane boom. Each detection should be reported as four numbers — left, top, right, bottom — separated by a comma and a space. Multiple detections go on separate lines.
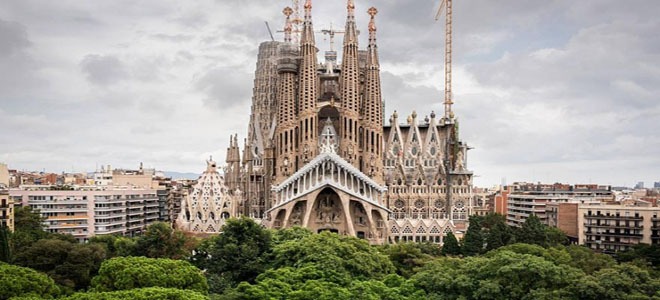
436, 0, 454, 121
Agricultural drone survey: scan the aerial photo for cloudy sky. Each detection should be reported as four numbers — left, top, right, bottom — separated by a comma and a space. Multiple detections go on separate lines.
0, 0, 658, 187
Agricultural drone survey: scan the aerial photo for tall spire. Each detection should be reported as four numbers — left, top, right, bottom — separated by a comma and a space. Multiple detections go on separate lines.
296, 0, 319, 165
367, 6, 379, 66
300, 0, 315, 45
339, 0, 360, 168
343, 0, 358, 46
363, 7, 384, 183
283, 7, 293, 43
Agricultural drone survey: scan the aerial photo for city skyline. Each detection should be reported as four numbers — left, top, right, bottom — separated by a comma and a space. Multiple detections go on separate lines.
1, 0, 658, 187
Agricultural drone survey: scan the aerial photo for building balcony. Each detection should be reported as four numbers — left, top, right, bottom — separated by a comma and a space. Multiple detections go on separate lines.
584, 231, 643, 238
95, 206, 126, 212
38, 207, 88, 213
47, 223, 88, 229
47, 215, 89, 221
584, 224, 643, 230
127, 210, 143, 216
95, 227, 125, 235
584, 214, 643, 221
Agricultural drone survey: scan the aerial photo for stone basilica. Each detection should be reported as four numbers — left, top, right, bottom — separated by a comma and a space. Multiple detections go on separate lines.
181, 0, 474, 244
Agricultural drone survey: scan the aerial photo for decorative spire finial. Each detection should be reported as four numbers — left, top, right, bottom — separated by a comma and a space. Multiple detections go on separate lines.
283, 7, 293, 43
347, 0, 355, 16
304, 0, 312, 18
368, 7, 377, 33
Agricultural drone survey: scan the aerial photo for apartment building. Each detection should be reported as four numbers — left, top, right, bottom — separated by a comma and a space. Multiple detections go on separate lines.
11, 185, 159, 241
578, 203, 660, 253
0, 164, 12, 231
506, 182, 613, 227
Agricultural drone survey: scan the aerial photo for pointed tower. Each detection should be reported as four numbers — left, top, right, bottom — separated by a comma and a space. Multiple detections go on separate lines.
275, 7, 300, 183
296, 0, 319, 168
339, 0, 361, 169
362, 7, 384, 183
225, 134, 241, 192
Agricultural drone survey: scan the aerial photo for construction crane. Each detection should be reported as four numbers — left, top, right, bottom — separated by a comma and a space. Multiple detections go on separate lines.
435, 0, 454, 121
320, 23, 344, 52
264, 21, 275, 41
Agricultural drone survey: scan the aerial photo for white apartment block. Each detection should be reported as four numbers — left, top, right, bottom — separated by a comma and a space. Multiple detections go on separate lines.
578, 204, 660, 253
10, 185, 159, 242
507, 186, 613, 227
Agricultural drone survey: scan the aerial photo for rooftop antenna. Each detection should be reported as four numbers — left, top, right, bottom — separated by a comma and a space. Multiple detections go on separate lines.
264, 21, 275, 41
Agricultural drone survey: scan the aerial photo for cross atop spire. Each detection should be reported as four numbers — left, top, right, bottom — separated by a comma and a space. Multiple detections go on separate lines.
301, 0, 315, 45
343, 0, 357, 45
283, 6, 293, 43
368, 7, 377, 43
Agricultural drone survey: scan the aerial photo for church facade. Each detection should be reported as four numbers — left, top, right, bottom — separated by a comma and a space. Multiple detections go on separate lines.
217, 0, 474, 244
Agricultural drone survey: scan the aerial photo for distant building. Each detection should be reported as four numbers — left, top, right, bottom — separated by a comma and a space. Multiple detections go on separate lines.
635, 181, 645, 189
578, 203, 660, 253
506, 182, 613, 227
654, 181, 660, 189
10, 185, 160, 242
0, 164, 12, 232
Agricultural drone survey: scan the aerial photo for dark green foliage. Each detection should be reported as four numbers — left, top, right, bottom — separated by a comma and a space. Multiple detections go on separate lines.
565, 244, 616, 275
91, 256, 208, 293
57, 287, 208, 300
134, 222, 196, 259
202, 217, 272, 293
412, 251, 585, 299
271, 231, 395, 283
461, 216, 484, 256
440, 231, 460, 256
271, 226, 313, 246
0, 262, 60, 299
382, 243, 432, 278
0, 225, 10, 263
616, 244, 660, 271
14, 238, 107, 290
514, 214, 547, 246
10, 206, 48, 253
481, 213, 513, 251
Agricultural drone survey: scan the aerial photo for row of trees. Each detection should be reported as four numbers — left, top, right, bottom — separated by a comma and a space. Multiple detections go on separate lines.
2, 209, 660, 299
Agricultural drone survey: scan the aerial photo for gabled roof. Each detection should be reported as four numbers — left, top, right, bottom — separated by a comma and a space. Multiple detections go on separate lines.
274, 151, 387, 193
269, 151, 390, 213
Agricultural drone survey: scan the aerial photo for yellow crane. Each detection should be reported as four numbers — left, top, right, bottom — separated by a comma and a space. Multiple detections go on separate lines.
436, 0, 454, 121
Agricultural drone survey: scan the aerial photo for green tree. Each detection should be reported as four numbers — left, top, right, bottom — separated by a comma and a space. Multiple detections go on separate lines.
14, 238, 107, 290
441, 232, 460, 256
412, 250, 585, 299
271, 226, 313, 246
616, 244, 660, 271
203, 217, 272, 293
565, 245, 616, 275
0, 262, 61, 299
0, 225, 10, 263
383, 243, 432, 278
134, 222, 197, 259
461, 216, 484, 256
515, 214, 546, 246
58, 287, 208, 300
271, 231, 394, 284
481, 213, 513, 251
10, 206, 48, 252
91, 256, 208, 293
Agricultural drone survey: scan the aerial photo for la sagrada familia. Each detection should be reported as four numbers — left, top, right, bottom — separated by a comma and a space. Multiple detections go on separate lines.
178, 0, 474, 245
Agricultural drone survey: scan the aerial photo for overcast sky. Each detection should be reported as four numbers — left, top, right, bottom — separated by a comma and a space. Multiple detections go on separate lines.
0, 0, 658, 187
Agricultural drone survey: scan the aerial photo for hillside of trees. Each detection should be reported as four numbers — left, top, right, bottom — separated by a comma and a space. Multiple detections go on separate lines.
1, 207, 659, 299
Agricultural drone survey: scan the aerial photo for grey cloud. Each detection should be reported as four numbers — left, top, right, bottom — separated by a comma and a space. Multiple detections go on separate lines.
80, 54, 127, 85
195, 67, 252, 110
